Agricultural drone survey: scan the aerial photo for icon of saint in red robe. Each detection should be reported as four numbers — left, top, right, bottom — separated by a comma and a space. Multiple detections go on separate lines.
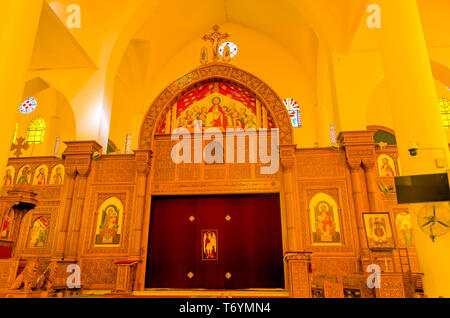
316, 203, 334, 242
370, 217, 387, 243
380, 158, 395, 176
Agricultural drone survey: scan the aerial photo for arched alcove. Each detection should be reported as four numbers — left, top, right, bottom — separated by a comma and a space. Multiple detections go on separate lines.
139, 63, 294, 149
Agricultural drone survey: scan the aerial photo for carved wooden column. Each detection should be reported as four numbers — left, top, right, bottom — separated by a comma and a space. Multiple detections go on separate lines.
54, 166, 76, 258
347, 160, 369, 252
66, 168, 90, 259
339, 131, 377, 253
362, 158, 381, 212
285, 252, 312, 298
131, 149, 152, 291
59, 141, 101, 260
279, 145, 300, 252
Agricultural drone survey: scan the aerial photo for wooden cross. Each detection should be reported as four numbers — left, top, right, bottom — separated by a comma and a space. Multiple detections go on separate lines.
10, 137, 29, 157
202, 25, 229, 62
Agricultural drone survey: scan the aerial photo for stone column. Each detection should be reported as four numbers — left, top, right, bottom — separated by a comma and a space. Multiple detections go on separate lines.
131, 149, 152, 290
379, 0, 450, 297
0, 0, 44, 171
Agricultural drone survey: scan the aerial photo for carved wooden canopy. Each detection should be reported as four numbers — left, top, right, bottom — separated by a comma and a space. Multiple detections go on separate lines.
139, 63, 294, 149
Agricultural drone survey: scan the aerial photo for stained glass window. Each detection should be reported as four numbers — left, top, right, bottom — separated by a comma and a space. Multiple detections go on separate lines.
125, 134, 132, 154
283, 98, 301, 128
218, 42, 238, 58
25, 117, 46, 144
330, 125, 337, 145
19, 97, 37, 114
439, 98, 450, 128
54, 137, 61, 156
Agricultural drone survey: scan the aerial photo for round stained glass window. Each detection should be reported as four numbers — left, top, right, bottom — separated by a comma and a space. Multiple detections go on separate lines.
218, 42, 238, 58
19, 97, 37, 114
283, 98, 299, 111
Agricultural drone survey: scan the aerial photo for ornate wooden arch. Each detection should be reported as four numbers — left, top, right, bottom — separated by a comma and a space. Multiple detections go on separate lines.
138, 63, 294, 149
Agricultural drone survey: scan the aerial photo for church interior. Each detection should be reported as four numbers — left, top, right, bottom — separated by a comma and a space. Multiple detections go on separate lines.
1, 0, 450, 299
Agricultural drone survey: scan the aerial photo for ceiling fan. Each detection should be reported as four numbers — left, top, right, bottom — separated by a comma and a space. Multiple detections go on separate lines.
418, 203, 450, 242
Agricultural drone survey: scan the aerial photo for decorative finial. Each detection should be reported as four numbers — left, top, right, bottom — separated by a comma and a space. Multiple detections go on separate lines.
10, 137, 29, 157
202, 25, 230, 62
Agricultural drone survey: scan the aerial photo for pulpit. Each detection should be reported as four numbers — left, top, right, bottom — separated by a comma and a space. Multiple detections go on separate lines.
284, 252, 312, 298
324, 281, 344, 298
375, 273, 406, 298
0, 184, 38, 254
112, 260, 139, 295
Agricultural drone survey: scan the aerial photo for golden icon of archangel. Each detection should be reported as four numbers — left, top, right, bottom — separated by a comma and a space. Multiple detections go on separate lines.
202, 230, 218, 261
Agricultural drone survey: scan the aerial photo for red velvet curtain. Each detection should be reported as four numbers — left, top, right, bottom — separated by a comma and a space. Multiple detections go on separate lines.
146, 194, 284, 289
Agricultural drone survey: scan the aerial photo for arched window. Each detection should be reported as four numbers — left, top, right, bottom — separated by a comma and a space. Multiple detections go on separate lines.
373, 129, 397, 145
283, 98, 301, 128
330, 125, 337, 145
438, 98, 450, 128
107, 139, 119, 154
25, 117, 46, 144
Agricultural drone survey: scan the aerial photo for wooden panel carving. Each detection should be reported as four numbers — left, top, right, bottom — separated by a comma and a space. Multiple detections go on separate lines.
296, 151, 347, 179
93, 158, 136, 184
229, 164, 252, 180
153, 140, 176, 182
0, 260, 19, 288
203, 167, 226, 180
311, 258, 359, 276
153, 180, 280, 195
15, 207, 59, 258
324, 281, 344, 298
80, 258, 116, 289
288, 261, 311, 298
376, 273, 406, 298
82, 186, 134, 255
151, 136, 280, 195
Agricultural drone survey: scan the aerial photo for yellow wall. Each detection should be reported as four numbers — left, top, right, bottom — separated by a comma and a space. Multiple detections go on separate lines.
110, 22, 320, 149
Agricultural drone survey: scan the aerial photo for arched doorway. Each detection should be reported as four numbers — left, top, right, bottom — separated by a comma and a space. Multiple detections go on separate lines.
135, 63, 299, 293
